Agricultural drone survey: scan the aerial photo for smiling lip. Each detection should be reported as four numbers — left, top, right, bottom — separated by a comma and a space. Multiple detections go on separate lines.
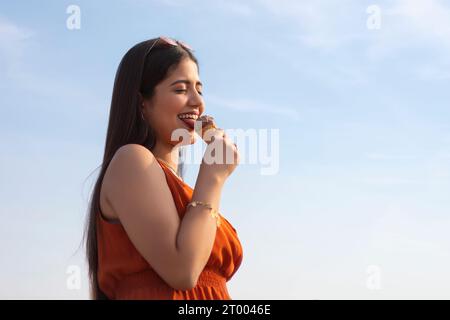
178, 118, 195, 131
178, 111, 200, 117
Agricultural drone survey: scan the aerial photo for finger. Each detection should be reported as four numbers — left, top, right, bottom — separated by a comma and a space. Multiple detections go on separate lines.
209, 129, 225, 142
212, 128, 225, 138
199, 115, 217, 129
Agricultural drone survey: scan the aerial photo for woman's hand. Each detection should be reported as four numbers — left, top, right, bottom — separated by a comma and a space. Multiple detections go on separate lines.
197, 115, 239, 181
196, 115, 217, 144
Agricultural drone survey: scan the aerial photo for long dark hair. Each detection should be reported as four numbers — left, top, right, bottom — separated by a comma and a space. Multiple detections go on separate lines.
84, 37, 199, 299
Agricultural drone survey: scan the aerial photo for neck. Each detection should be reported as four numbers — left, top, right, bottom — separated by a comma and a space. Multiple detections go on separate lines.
151, 141, 179, 171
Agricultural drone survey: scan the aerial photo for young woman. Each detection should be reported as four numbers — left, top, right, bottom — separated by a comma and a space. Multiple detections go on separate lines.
84, 37, 243, 299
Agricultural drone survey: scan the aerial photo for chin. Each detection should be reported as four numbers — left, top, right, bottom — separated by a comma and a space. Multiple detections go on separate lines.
185, 133, 197, 145
169, 128, 197, 147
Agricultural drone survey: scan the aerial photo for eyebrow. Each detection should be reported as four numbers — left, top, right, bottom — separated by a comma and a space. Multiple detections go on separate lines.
170, 79, 203, 87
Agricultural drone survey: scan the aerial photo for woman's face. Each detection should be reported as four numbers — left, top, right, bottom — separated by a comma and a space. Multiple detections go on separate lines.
143, 58, 205, 147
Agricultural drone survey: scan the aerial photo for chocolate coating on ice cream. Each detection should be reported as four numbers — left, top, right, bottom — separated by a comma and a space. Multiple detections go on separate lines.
196, 115, 218, 142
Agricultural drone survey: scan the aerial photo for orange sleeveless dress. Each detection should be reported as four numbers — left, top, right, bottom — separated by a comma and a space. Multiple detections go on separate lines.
96, 158, 244, 299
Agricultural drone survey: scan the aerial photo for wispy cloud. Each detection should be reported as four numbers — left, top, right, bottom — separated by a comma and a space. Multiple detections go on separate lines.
0, 18, 34, 74
0, 18, 105, 118
389, 0, 450, 48
216, 0, 253, 17
256, 0, 450, 58
155, 0, 253, 16
369, 204, 450, 256
361, 150, 450, 184
364, 153, 418, 160
252, 0, 450, 86
256, 0, 364, 51
413, 64, 450, 81
367, 0, 450, 61
425, 150, 450, 180
207, 94, 301, 121
358, 177, 420, 185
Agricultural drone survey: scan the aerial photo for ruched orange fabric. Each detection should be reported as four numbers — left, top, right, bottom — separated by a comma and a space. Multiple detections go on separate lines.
96, 158, 243, 299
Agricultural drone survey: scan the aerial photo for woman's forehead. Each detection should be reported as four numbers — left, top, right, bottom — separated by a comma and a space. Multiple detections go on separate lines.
166, 59, 201, 83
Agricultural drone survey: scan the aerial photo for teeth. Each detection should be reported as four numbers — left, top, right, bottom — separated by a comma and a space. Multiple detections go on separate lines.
178, 114, 198, 120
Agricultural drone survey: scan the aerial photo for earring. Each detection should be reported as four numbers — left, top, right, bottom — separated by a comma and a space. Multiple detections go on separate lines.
141, 112, 146, 121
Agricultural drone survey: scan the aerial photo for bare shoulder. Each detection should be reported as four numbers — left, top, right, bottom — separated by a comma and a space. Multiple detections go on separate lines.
100, 144, 164, 220
99, 143, 190, 290
113, 143, 156, 165
105, 143, 164, 189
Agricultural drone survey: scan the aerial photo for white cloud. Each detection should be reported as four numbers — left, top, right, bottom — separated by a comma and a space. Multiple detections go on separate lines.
216, 0, 253, 17
155, 0, 253, 16
153, 0, 186, 7
367, 0, 450, 61
369, 203, 450, 257
252, 0, 450, 85
358, 177, 420, 185
361, 149, 450, 184
256, 0, 450, 57
425, 150, 450, 180
0, 18, 106, 119
365, 203, 450, 298
207, 94, 301, 121
256, 0, 363, 51
364, 153, 418, 160
389, 0, 450, 48
0, 18, 34, 74
413, 64, 450, 81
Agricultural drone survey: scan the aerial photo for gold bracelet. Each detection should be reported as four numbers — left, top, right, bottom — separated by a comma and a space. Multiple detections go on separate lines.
186, 201, 221, 227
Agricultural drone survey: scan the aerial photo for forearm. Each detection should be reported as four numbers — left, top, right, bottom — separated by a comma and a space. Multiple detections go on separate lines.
175, 168, 225, 284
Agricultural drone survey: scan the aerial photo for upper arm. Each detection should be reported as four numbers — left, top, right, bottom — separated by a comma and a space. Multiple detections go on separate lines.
103, 144, 193, 290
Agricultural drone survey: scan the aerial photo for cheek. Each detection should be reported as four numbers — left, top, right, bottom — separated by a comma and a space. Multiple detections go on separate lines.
164, 93, 185, 109
155, 96, 185, 123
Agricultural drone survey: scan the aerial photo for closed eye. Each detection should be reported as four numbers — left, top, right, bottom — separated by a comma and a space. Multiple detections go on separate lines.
175, 89, 203, 96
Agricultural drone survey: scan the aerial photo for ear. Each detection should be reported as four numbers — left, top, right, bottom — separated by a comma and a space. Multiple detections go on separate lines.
138, 91, 144, 104
141, 99, 152, 112
141, 96, 157, 122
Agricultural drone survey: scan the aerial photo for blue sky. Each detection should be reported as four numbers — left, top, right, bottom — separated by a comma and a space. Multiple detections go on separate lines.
1, 0, 450, 299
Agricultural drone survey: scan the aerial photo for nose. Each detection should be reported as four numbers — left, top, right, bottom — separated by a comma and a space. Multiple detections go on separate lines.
188, 90, 204, 112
